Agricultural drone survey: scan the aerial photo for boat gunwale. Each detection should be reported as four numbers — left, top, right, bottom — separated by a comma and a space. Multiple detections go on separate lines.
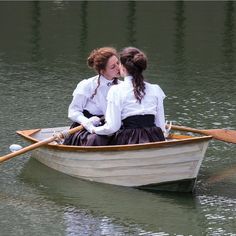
16, 128, 212, 152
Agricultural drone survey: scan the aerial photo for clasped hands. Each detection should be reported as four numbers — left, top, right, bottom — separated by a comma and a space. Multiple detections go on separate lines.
82, 116, 101, 133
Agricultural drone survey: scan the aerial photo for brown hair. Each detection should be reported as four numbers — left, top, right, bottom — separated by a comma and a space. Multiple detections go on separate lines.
87, 47, 118, 99
119, 47, 147, 103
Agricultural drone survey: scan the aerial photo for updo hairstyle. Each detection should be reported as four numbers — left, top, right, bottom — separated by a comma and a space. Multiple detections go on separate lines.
87, 47, 117, 74
119, 47, 147, 103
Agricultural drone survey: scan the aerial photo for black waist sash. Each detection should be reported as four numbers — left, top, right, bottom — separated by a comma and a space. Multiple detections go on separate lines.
83, 110, 105, 125
83, 110, 103, 119
122, 115, 155, 128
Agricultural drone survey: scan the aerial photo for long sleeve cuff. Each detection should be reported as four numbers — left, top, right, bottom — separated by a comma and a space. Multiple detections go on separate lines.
93, 124, 116, 136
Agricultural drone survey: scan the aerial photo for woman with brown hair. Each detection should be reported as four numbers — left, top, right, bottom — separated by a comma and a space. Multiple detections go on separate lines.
63, 47, 120, 146
92, 47, 166, 145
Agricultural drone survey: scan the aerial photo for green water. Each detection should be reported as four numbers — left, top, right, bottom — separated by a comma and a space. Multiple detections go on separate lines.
0, 2, 236, 235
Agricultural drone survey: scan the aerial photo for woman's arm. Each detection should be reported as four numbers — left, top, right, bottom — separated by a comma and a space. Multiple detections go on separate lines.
94, 88, 122, 135
155, 85, 166, 132
93, 101, 121, 135
68, 93, 89, 125
155, 98, 166, 132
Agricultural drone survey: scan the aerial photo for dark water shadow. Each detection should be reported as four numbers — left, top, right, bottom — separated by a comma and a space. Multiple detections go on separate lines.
173, 1, 186, 78
196, 163, 236, 199
126, 1, 137, 46
77, 1, 88, 62
222, 1, 235, 75
30, 1, 42, 63
19, 158, 204, 235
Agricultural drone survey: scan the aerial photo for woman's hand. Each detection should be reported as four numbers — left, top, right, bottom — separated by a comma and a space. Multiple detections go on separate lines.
82, 120, 95, 133
88, 116, 101, 126
81, 116, 102, 133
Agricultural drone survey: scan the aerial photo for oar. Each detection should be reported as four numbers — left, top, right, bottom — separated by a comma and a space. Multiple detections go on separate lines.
170, 124, 236, 144
0, 125, 84, 164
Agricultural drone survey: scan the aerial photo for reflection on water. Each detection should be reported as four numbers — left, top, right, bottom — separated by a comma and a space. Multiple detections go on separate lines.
19, 159, 202, 235
16, 158, 236, 236
126, 1, 137, 46
30, 1, 42, 63
222, 1, 235, 74
198, 194, 236, 236
77, 1, 88, 62
174, 1, 186, 76
0, 1, 236, 235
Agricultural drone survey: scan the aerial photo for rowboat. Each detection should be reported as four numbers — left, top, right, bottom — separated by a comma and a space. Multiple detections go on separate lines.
16, 126, 212, 192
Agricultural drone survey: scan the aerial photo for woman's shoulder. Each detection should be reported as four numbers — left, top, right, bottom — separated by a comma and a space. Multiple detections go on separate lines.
81, 75, 99, 86
145, 82, 162, 90
75, 75, 98, 87
145, 82, 166, 98
72, 75, 98, 96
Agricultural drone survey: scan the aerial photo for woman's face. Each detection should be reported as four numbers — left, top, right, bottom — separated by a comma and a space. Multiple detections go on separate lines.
101, 55, 120, 80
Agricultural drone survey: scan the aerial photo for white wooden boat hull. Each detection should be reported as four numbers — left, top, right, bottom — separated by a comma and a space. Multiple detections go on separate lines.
17, 127, 212, 192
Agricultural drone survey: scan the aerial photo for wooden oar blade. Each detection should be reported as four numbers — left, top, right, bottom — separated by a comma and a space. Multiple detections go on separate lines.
203, 129, 236, 144
171, 124, 236, 144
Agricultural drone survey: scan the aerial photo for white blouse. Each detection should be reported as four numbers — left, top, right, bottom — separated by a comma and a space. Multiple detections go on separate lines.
68, 75, 119, 125
94, 76, 166, 135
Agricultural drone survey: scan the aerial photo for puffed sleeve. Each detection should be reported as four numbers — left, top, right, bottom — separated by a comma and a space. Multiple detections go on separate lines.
94, 87, 122, 135
68, 80, 90, 125
155, 85, 166, 132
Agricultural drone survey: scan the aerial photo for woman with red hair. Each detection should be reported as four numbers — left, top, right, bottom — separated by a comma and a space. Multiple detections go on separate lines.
63, 47, 120, 146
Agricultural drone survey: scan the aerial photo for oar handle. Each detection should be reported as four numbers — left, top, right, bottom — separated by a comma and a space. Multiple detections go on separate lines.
170, 125, 204, 134
68, 125, 84, 135
0, 136, 56, 163
0, 125, 84, 164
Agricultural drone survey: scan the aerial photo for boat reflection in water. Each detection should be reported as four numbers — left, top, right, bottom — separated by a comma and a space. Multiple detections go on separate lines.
20, 159, 205, 235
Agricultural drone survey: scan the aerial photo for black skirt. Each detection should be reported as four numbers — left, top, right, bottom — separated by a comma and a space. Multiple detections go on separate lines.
110, 115, 165, 145
63, 110, 110, 146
